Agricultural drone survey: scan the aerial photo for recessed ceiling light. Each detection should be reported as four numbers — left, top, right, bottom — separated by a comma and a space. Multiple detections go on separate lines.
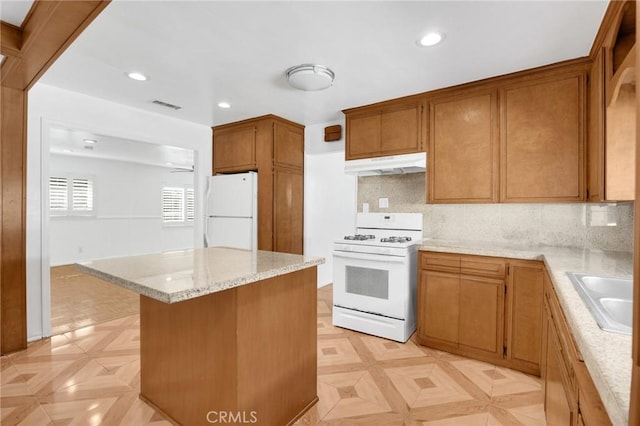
166, 162, 173, 166
418, 32, 444, 47
127, 71, 148, 81
83, 139, 97, 144
218, 102, 231, 109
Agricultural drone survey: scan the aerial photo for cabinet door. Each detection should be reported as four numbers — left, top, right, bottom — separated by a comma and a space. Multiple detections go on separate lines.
274, 122, 304, 169
501, 73, 585, 202
587, 47, 605, 202
544, 317, 576, 426
213, 124, 256, 173
346, 113, 380, 159
458, 275, 504, 357
428, 91, 499, 203
380, 104, 422, 155
273, 168, 303, 254
419, 270, 459, 346
506, 262, 543, 375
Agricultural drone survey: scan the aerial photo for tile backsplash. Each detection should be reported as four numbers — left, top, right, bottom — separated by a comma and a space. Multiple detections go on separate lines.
358, 173, 633, 252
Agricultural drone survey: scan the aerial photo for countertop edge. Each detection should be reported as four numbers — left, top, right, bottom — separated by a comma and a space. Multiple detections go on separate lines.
418, 242, 631, 426
75, 257, 324, 304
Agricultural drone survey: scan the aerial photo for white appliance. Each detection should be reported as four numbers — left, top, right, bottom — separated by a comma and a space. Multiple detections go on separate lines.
205, 172, 257, 250
332, 213, 424, 342
344, 152, 426, 176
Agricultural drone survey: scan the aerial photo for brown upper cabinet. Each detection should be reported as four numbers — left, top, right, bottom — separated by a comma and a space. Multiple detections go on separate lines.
344, 59, 588, 203
425, 60, 587, 203
500, 70, 586, 202
343, 99, 425, 160
588, 0, 636, 201
213, 123, 257, 173
428, 89, 499, 203
212, 115, 304, 254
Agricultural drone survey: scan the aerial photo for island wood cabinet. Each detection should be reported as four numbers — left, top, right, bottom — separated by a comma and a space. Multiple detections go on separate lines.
541, 270, 611, 426
212, 115, 304, 254
343, 99, 425, 160
500, 70, 586, 202
418, 251, 543, 375
427, 89, 499, 203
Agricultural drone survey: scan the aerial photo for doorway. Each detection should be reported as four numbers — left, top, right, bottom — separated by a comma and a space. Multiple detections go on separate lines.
46, 124, 197, 335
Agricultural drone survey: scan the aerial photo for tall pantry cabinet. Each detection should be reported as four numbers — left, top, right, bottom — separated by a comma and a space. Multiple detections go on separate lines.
212, 115, 304, 254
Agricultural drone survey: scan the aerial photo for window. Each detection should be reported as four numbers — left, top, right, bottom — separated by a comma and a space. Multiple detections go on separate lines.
49, 175, 94, 216
162, 186, 194, 225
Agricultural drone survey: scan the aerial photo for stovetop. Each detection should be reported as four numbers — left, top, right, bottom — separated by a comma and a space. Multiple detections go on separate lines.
334, 213, 425, 254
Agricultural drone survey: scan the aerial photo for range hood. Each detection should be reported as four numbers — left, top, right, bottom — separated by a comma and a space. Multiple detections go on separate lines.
345, 152, 426, 176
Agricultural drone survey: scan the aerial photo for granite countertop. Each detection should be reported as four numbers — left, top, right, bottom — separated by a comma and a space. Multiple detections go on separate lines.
419, 239, 633, 426
76, 247, 325, 304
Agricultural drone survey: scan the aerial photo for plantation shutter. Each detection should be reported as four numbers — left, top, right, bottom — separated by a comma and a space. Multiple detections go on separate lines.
186, 188, 195, 221
162, 187, 184, 223
72, 178, 94, 211
49, 177, 68, 211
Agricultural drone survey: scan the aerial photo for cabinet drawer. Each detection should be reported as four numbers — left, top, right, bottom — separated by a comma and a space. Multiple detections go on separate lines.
420, 252, 460, 273
460, 256, 506, 278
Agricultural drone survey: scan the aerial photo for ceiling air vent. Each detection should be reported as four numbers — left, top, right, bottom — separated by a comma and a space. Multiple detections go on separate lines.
152, 100, 182, 110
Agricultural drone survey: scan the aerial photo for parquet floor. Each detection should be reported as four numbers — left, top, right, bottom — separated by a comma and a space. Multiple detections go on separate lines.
1, 285, 545, 425
51, 265, 139, 335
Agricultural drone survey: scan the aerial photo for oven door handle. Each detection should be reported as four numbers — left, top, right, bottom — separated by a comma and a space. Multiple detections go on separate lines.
333, 251, 407, 263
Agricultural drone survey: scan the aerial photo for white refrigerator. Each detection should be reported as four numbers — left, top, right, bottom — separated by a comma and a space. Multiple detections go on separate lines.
205, 172, 258, 250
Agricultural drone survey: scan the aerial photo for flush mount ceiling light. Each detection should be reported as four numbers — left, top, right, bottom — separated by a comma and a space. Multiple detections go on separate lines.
127, 71, 148, 81
418, 32, 444, 47
83, 139, 97, 144
217, 101, 231, 109
286, 64, 335, 91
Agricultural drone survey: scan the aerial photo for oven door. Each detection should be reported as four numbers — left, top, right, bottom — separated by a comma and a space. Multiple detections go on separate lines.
333, 250, 408, 320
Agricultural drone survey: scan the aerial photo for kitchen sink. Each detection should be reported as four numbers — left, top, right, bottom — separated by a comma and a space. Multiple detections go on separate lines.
566, 272, 633, 335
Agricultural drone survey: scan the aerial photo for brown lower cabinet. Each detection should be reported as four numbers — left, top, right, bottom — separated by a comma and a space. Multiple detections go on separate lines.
418, 250, 612, 426
417, 251, 540, 374
541, 270, 611, 426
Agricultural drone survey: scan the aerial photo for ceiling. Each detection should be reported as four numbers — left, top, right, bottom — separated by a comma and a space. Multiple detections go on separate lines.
3, 1, 608, 128
48, 124, 195, 170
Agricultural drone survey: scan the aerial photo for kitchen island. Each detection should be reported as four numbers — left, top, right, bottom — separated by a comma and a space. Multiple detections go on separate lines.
77, 247, 324, 426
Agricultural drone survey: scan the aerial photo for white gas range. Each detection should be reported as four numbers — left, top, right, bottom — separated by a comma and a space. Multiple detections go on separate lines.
332, 213, 424, 342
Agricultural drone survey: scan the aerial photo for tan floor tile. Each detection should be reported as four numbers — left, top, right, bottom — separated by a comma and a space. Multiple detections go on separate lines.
0, 364, 32, 398
509, 403, 546, 425
419, 412, 489, 425
0, 396, 54, 426
448, 358, 497, 397
491, 367, 542, 397
317, 317, 344, 335
41, 396, 119, 425
318, 371, 393, 420
360, 336, 429, 361
318, 338, 362, 367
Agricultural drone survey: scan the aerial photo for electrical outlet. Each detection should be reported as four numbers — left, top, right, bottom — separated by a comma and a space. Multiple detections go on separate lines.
379, 198, 389, 208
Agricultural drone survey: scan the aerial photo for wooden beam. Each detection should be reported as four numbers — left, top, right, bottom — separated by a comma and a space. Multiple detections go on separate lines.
0, 21, 22, 58
1, 1, 110, 90
0, 0, 110, 355
0, 86, 27, 354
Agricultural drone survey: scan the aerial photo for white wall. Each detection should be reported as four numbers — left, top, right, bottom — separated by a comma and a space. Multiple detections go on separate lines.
27, 83, 212, 341
49, 154, 195, 266
304, 120, 357, 287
